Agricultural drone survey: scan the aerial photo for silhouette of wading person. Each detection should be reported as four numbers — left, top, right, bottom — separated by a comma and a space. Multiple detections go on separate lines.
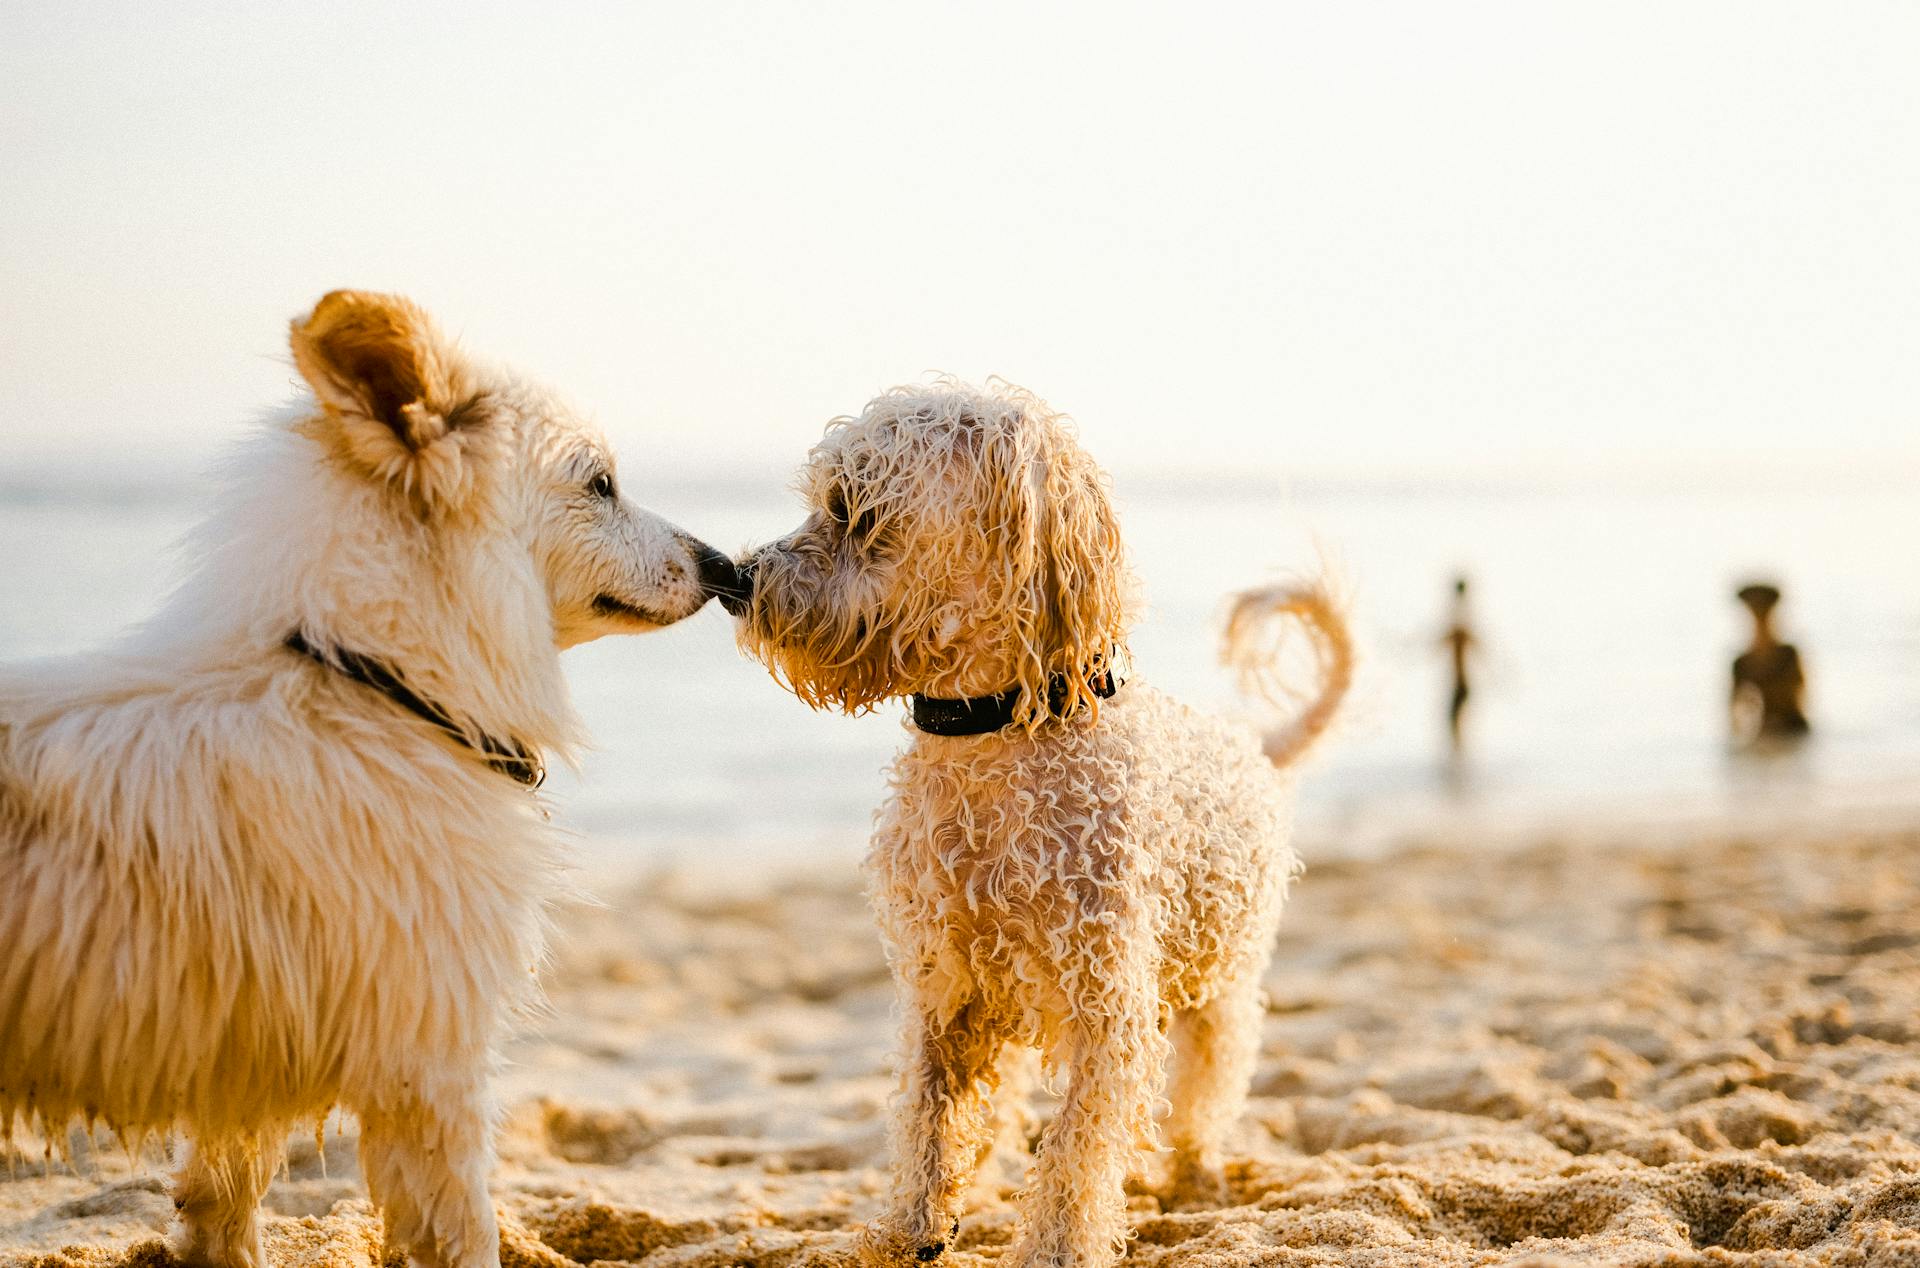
1439, 575, 1477, 755
1731, 582, 1810, 743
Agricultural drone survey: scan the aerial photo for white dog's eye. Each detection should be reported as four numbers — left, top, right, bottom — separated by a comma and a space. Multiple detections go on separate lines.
588, 472, 617, 500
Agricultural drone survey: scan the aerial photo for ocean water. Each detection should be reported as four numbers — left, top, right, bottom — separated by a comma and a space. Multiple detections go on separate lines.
3, 471, 1917, 871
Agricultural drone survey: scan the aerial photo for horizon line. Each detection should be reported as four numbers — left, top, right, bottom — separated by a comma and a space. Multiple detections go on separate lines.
6, 448, 1918, 508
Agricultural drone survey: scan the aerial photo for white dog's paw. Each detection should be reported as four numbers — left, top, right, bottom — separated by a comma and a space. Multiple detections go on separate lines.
170, 1217, 265, 1268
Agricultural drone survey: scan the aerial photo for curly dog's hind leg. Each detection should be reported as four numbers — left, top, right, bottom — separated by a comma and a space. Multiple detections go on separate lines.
1164, 969, 1264, 1206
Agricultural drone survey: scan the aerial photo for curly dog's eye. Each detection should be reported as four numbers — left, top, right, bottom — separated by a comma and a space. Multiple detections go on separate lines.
823, 484, 882, 544
588, 472, 617, 501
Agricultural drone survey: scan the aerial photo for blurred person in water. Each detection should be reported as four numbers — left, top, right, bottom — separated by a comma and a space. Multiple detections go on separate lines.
1731, 582, 1811, 743
1438, 574, 1478, 757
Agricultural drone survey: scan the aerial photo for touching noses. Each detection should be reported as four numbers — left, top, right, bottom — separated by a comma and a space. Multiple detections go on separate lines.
716, 552, 756, 617
690, 540, 752, 613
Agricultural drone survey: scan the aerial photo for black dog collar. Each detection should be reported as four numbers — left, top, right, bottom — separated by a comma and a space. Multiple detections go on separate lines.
285, 630, 545, 788
911, 669, 1121, 737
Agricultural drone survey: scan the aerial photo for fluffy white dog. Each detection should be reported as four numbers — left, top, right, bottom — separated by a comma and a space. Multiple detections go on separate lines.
0, 290, 739, 1268
724, 381, 1352, 1267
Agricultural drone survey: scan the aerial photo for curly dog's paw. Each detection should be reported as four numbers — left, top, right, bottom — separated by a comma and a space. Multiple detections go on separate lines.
857, 1216, 961, 1265
915, 1221, 961, 1261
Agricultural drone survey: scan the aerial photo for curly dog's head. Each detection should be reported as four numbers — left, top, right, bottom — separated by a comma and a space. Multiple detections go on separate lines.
732, 380, 1137, 727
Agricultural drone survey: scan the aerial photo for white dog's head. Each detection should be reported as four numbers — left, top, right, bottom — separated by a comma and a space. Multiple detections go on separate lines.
286, 289, 739, 649
728, 381, 1137, 729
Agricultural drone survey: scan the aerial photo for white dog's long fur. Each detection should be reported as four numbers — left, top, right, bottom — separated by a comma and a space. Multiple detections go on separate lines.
732, 382, 1353, 1267
0, 291, 723, 1268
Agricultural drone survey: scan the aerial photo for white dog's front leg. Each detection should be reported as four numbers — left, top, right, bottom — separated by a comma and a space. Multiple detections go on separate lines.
172, 1129, 283, 1268
356, 1075, 501, 1268
859, 999, 1006, 1266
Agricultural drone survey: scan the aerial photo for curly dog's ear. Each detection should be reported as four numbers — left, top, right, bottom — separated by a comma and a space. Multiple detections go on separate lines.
290, 290, 495, 513
972, 401, 1131, 728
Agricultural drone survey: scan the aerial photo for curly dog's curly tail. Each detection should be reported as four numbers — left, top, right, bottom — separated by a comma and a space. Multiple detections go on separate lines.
1221, 577, 1354, 769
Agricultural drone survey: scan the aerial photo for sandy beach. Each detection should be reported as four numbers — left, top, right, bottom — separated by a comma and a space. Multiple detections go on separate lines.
5, 822, 1919, 1268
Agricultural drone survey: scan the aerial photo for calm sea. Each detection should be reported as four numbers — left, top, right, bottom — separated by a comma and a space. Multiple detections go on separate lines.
4, 470, 1916, 872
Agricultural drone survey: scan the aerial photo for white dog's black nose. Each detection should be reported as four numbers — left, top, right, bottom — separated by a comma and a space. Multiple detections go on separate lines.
713, 555, 755, 617
694, 544, 751, 613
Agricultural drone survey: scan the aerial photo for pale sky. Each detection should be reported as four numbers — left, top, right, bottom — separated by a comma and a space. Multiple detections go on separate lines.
3, 1, 1917, 484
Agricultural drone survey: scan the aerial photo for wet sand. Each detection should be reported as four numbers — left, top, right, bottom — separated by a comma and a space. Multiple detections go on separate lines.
5, 824, 1919, 1266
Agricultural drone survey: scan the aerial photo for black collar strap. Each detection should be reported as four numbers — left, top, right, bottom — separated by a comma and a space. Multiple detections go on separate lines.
911, 669, 1121, 737
285, 630, 544, 787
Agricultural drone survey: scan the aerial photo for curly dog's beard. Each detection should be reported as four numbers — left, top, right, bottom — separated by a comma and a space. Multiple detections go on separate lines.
736, 547, 910, 713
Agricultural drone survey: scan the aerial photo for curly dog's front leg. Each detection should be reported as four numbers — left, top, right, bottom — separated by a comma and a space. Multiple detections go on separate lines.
1006, 974, 1164, 1268
859, 999, 1006, 1265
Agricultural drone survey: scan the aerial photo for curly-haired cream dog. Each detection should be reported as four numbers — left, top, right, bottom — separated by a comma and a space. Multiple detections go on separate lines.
0, 290, 739, 1268
724, 382, 1352, 1267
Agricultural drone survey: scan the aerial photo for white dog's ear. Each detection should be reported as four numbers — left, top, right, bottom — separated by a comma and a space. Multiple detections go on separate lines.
290, 290, 489, 510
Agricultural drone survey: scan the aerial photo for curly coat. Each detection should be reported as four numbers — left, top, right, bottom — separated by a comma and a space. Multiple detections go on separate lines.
732, 381, 1352, 1267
